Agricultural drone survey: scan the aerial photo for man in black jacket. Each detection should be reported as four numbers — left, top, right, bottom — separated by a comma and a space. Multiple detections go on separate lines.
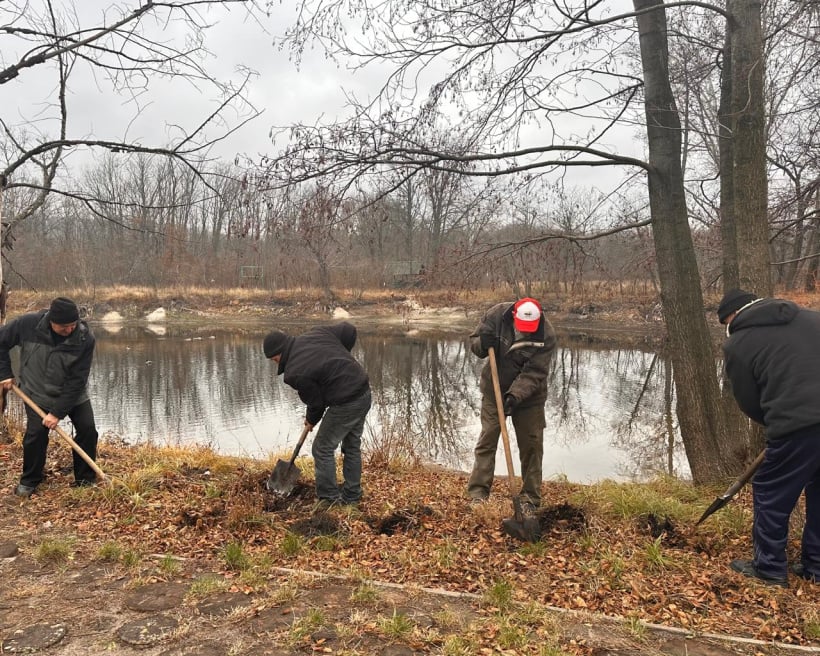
719, 288, 820, 586
263, 322, 371, 506
0, 297, 99, 497
466, 297, 556, 511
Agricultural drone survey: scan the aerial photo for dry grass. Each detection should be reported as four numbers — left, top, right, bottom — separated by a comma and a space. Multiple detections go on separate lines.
4, 283, 663, 317
8, 283, 820, 324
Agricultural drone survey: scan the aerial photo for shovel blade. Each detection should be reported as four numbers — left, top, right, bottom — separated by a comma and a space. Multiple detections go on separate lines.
501, 516, 541, 543
696, 496, 730, 525
266, 459, 300, 495
503, 496, 541, 542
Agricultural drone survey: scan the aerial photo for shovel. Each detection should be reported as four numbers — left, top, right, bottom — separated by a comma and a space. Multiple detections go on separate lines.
696, 450, 765, 525
11, 384, 108, 483
487, 347, 541, 543
266, 424, 311, 495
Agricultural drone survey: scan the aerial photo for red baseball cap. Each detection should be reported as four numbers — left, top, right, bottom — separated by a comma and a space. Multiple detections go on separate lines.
513, 297, 541, 332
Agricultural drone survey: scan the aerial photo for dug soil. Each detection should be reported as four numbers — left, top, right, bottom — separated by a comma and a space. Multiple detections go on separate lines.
1, 287, 819, 655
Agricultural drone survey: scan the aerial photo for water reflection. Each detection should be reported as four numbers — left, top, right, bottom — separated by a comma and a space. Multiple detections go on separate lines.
84, 323, 688, 483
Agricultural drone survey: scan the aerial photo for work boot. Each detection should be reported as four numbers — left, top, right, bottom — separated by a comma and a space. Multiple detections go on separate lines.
13, 484, 35, 498
318, 496, 360, 510
71, 479, 96, 488
790, 563, 818, 583
338, 484, 360, 507
468, 494, 488, 505
730, 559, 788, 587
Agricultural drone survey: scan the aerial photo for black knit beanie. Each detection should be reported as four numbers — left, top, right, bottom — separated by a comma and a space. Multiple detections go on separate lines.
263, 330, 288, 358
717, 289, 758, 324
48, 297, 80, 324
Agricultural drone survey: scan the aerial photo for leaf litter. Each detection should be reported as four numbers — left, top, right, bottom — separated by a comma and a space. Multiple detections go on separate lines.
0, 438, 818, 654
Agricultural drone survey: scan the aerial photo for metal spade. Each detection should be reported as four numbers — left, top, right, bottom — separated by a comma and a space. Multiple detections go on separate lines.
266, 424, 311, 496
696, 450, 765, 525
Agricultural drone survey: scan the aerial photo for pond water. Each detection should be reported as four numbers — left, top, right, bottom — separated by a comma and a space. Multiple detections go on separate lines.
66, 322, 688, 483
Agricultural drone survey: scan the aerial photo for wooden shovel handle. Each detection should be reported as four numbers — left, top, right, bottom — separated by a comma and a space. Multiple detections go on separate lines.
288, 424, 312, 466
488, 346, 518, 497
11, 384, 106, 482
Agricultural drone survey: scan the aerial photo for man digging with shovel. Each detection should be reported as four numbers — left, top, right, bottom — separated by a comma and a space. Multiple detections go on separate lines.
718, 289, 820, 586
467, 297, 556, 541
0, 297, 100, 497
263, 322, 371, 507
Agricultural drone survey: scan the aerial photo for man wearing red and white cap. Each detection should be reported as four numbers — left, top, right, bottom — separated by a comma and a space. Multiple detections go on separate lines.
466, 297, 556, 512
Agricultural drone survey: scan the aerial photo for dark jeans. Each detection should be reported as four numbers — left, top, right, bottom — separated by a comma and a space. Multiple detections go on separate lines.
21, 399, 99, 488
467, 394, 545, 505
311, 389, 371, 502
752, 429, 820, 579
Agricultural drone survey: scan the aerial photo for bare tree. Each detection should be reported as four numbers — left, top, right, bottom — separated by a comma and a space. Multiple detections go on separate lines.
0, 0, 261, 314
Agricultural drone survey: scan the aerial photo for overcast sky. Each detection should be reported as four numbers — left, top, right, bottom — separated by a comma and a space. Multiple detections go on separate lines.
2, 0, 377, 168
3, 0, 642, 195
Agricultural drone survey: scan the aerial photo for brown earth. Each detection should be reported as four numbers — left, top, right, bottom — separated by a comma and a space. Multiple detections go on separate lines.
1, 287, 819, 655
1, 443, 818, 656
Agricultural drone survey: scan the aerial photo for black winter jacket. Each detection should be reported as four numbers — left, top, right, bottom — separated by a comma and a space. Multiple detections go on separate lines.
0, 310, 94, 418
276, 322, 370, 425
723, 297, 820, 440
469, 302, 556, 407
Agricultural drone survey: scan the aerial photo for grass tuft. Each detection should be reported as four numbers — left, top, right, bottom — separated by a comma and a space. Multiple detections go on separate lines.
35, 536, 74, 565
643, 536, 672, 571
280, 532, 305, 557
97, 541, 123, 562
350, 581, 380, 605
483, 579, 514, 612
377, 609, 415, 640
222, 541, 250, 572
188, 575, 229, 598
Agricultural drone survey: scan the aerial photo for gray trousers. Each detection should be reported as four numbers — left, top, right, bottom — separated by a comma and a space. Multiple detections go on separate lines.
312, 389, 371, 502
467, 394, 545, 505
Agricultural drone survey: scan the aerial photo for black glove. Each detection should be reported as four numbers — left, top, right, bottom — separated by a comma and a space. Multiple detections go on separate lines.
503, 394, 518, 416
480, 332, 498, 353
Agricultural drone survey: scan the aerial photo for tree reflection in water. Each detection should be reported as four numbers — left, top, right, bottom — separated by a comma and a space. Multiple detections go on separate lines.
84, 324, 688, 483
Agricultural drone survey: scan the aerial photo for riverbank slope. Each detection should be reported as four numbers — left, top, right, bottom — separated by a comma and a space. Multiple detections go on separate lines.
0, 439, 818, 655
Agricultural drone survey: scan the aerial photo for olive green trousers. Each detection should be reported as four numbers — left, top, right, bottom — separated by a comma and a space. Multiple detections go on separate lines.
466, 394, 545, 506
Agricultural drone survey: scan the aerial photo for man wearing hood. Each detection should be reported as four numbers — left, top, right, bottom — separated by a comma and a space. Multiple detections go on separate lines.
263, 322, 371, 506
718, 288, 820, 586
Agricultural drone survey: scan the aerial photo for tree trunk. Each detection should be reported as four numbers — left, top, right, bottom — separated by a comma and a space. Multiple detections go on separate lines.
728, 0, 770, 295
804, 188, 820, 291
634, 0, 731, 483
781, 190, 805, 290
715, 24, 762, 470
0, 183, 5, 324
727, 0, 769, 457
719, 29, 739, 290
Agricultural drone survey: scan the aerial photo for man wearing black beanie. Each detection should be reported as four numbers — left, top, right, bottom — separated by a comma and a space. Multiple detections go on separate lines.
263, 322, 371, 506
0, 297, 99, 497
719, 289, 820, 586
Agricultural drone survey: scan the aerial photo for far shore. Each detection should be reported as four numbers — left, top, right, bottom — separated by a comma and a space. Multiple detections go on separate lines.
5, 285, 676, 346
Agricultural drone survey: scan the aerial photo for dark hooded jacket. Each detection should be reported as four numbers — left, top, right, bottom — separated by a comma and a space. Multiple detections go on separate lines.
275, 322, 370, 425
469, 302, 556, 407
723, 297, 820, 440
0, 310, 93, 418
